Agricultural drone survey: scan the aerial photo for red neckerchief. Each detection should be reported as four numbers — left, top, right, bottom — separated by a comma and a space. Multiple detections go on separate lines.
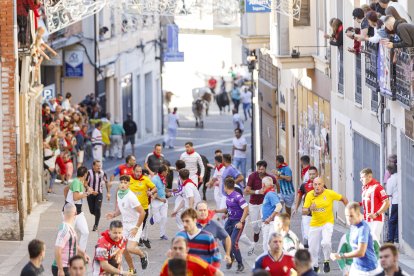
131, 174, 145, 181
153, 151, 161, 159
264, 187, 275, 196
158, 173, 166, 186
187, 149, 195, 155
301, 165, 310, 178
182, 179, 197, 187
101, 230, 124, 247
197, 210, 216, 225
216, 164, 224, 171
277, 162, 288, 169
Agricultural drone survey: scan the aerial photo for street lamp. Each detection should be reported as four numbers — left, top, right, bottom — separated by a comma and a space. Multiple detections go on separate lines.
247, 51, 257, 172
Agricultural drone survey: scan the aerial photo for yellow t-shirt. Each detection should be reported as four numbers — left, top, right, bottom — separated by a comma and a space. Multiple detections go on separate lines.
303, 189, 342, 227
129, 175, 155, 209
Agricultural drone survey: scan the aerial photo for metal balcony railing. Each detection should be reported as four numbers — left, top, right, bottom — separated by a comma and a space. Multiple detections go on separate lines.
364, 42, 379, 92
355, 54, 362, 105
338, 46, 344, 95
395, 47, 414, 110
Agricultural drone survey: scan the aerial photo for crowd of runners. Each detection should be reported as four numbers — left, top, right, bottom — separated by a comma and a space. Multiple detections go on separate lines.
24, 93, 407, 276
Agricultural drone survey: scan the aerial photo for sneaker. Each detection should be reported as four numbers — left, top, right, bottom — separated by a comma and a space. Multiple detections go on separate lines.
92, 225, 98, 231
150, 216, 154, 225
323, 261, 330, 273
237, 263, 245, 272
143, 239, 151, 249
253, 232, 260, 243
313, 267, 320, 273
162, 141, 166, 148
138, 239, 143, 247
226, 255, 235, 269
128, 268, 137, 275
160, 235, 168, 240
304, 239, 309, 249
141, 252, 148, 269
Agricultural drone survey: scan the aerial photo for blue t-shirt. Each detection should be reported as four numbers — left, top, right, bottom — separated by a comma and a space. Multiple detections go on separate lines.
152, 175, 166, 199
226, 191, 248, 221
350, 220, 378, 272
221, 165, 242, 196
277, 166, 294, 195
261, 191, 281, 220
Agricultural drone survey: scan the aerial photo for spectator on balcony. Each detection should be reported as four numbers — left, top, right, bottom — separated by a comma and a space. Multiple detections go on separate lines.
370, 0, 386, 16
352, 7, 374, 41
379, 0, 412, 23
345, 27, 362, 54
355, 12, 388, 44
384, 16, 414, 48
325, 19, 343, 47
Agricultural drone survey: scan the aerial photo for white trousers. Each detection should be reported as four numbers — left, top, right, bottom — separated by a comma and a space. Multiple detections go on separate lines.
92, 145, 103, 162
308, 223, 334, 268
123, 222, 143, 243
367, 221, 384, 242
249, 203, 262, 235
110, 135, 123, 158
301, 215, 312, 241
74, 212, 89, 251
174, 196, 185, 230
151, 200, 168, 237
214, 187, 222, 209
349, 263, 382, 276
262, 221, 276, 252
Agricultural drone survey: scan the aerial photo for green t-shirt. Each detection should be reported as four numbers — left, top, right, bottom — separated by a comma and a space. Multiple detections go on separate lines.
66, 178, 85, 205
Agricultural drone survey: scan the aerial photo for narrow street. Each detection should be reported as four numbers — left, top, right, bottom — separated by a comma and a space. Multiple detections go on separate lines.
1, 104, 348, 276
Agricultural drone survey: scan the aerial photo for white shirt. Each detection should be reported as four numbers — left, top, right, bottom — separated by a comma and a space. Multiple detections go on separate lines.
213, 165, 225, 191
61, 99, 71, 110
386, 173, 399, 205
91, 128, 103, 146
232, 114, 244, 130
167, 113, 179, 129
180, 151, 205, 178
233, 136, 247, 159
389, 2, 412, 23
117, 190, 141, 224
183, 183, 201, 208
241, 91, 252, 104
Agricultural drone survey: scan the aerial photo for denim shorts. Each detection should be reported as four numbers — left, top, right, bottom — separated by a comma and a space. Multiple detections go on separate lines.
279, 192, 295, 208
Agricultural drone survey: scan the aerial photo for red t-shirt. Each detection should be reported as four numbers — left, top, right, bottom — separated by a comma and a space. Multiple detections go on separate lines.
160, 254, 217, 276
247, 172, 277, 205
297, 179, 314, 199
115, 164, 134, 177
361, 179, 388, 222
55, 156, 67, 175
93, 231, 127, 275
254, 253, 295, 276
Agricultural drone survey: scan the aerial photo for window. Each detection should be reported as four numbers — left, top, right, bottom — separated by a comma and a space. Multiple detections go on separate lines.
293, 0, 310, 26
355, 54, 362, 105
338, 47, 344, 95
371, 90, 379, 112
317, 0, 326, 32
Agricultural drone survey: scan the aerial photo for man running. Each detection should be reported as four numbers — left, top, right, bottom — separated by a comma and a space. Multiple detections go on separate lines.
68, 255, 87, 276
110, 155, 136, 184
20, 239, 45, 276
260, 176, 283, 253
160, 236, 224, 276
196, 201, 232, 264
52, 203, 89, 276
299, 155, 311, 184
144, 144, 165, 177
170, 160, 186, 230
376, 244, 409, 276
105, 175, 148, 273
360, 168, 390, 241
331, 202, 382, 275
63, 166, 90, 251
93, 220, 132, 275
149, 165, 169, 240
292, 166, 319, 248
85, 160, 109, 231
214, 177, 249, 272
172, 169, 201, 216
302, 176, 348, 273
176, 208, 221, 267
254, 233, 296, 275
91, 122, 104, 162
275, 155, 295, 217
129, 164, 157, 249
207, 155, 225, 210
180, 141, 204, 184
274, 213, 303, 256
245, 160, 278, 244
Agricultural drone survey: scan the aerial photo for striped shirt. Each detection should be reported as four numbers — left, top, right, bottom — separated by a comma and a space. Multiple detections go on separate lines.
86, 169, 108, 193
91, 128, 103, 147
52, 222, 77, 268
176, 230, 221, 267
277, 165, 295, 195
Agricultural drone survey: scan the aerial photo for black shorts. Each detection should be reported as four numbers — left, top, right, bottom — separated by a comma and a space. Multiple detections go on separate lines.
124, 135, 135, 145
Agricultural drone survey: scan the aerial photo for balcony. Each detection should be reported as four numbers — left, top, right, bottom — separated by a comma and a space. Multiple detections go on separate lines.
365, 42, 414, 110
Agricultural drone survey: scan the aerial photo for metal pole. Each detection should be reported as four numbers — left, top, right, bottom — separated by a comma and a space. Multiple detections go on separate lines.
380, 95, 386, 184
250, 68, 255, 172
160, 18, 164, 135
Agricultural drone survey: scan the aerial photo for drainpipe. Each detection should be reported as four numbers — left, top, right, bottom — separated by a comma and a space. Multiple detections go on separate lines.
380, 95, 387, 184
13, 0, 24, 240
